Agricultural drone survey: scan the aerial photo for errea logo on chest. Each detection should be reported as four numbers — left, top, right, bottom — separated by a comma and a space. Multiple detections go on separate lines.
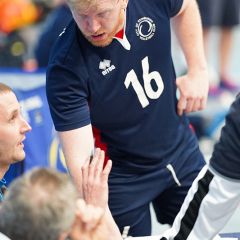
99, 59, 115, 75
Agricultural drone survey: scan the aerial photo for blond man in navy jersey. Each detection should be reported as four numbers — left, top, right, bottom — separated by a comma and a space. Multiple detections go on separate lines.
47, 0, 208, 236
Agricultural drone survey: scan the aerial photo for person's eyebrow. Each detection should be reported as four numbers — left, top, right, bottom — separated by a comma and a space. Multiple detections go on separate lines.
9, 109, 18, 116
97, 7, 112, 13
9, 104, 21, 117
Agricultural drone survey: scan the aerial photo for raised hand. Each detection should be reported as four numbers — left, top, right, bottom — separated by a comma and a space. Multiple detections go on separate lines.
81, 148, 112, 210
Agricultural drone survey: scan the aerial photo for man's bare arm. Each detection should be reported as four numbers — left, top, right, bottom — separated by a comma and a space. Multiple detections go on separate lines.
172, 0, 208, 116
57, 124, 94, 195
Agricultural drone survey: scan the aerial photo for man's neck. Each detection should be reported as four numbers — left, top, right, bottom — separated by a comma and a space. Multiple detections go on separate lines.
0, 165, 9, 180
117, 8, 126, 34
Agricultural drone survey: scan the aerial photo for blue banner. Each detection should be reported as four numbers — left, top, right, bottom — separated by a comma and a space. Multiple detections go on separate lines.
14, 85, 68, 174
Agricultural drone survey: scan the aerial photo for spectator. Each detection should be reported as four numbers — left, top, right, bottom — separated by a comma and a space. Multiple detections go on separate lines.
0, 82, 31, 202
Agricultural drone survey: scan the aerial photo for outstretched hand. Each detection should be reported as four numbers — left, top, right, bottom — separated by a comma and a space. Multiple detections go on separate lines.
176, 70, 209, 116
81, 149, 122, 240
81, 148, 112, 210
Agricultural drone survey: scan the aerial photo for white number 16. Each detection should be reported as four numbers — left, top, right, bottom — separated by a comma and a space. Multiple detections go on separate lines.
124, 56, 164, 108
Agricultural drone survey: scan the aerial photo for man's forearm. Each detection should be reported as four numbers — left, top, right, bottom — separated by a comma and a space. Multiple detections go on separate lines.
57, 125, 94, 195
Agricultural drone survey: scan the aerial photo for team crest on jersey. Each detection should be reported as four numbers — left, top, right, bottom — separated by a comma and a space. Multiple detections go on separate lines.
135, 17, 156, 41
99, 59, 115, 75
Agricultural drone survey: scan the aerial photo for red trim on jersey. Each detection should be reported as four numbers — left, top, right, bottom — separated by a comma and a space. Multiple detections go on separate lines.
92, 126, 110, 169
115, 28, 124, 39
189, 124, 196, 135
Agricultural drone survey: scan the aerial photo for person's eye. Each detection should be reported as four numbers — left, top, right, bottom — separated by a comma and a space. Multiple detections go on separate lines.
79, 14, 88, 19
9, 116, 15, 122
98, 11, 109, 17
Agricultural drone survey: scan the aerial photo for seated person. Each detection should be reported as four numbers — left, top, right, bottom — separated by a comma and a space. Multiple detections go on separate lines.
0, 150, 121, 240
0, 82, 31, 202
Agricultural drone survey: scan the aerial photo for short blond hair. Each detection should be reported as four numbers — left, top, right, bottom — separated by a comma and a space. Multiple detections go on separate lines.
66, 0, 98, 12
66, 0, 118, 12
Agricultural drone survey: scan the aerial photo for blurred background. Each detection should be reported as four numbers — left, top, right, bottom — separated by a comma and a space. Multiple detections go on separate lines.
0, 0, 240, 236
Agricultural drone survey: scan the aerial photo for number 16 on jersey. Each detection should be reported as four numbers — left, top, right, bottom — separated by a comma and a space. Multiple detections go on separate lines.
124, 56, 164, 108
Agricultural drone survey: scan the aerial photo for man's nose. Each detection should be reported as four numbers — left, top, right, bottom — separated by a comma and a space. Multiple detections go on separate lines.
88, 17, 101, 33
20, 116, 32, 134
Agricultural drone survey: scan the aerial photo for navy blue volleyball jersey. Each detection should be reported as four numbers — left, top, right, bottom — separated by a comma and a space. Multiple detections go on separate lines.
210, 93, 240, 180
46, 0, 199, 162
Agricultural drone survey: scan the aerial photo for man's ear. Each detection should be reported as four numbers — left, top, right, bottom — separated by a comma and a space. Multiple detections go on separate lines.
58, 232, 68, 240
121, 0, 129, 10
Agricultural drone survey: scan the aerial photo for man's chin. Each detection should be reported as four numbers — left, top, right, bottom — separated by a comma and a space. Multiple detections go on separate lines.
14, 152, 26, 163
86, 36, 114, 47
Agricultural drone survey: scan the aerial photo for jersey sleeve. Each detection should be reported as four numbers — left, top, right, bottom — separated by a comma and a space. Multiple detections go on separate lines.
210, 93, 240, 180
46, 64, 91, 131
170, 0, 183, 17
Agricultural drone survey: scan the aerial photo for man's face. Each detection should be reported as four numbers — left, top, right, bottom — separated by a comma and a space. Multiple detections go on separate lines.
72, 0, 128, 47
0, 91, 31, 166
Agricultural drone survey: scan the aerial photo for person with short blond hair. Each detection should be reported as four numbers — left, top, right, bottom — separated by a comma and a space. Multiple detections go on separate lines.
46, 0, 208, 236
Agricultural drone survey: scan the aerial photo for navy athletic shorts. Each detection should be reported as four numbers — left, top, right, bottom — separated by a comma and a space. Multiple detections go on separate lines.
197, 0, 240, 27
108, 134, 205, 237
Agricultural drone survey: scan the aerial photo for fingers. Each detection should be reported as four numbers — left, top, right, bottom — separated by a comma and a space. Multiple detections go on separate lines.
184, 98, 194, 114
81, 148, 110, 209
76, 198, 87, 217
82, 148, 110, 188
80, 203, 104, 231
94, 150, 105, 179
178, 96, 206, 115
102, 160, 112, 183
86, 206, 104, 230
198, 96, 207, 111
82, 156, 90, 193
176, 73, 208, 115
88, 149, 105, 182
88, 148, 101, 185
192, 98, 201, 112
87, 148, 106, 179
177, 96, 186, 116
184, 98, 200, 114
71, 199, 104, 240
